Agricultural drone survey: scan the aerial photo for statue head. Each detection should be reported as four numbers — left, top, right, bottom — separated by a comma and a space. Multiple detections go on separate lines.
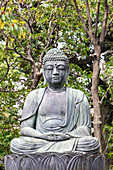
43, 48, 70, 89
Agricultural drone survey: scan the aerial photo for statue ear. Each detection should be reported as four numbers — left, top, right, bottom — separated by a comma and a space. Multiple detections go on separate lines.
44, 76, 47, 85
43, 70, 47, 85
65, 77, 68, 85
65, 68, 70, 85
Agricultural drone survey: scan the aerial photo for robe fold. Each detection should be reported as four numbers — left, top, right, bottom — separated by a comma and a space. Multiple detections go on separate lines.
11, 88, 100, 154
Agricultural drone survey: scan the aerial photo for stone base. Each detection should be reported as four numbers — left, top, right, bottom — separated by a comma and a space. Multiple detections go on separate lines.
4, 153, 105, 170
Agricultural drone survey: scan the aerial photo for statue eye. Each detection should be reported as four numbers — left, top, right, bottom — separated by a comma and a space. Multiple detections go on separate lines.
45, 65, 53, 70
57, 65, 65, 70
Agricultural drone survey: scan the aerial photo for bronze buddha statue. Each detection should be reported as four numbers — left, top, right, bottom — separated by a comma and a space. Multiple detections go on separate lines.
11, 48, 100, 154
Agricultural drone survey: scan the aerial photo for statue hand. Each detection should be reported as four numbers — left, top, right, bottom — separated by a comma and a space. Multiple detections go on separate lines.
40, 132, 70, 141
53, 133, 70, 141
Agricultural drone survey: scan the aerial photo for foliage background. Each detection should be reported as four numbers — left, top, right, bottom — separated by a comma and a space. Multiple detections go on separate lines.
0, 0, 113, 169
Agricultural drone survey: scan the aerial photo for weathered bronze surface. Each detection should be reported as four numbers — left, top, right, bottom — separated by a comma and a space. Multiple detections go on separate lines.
10, 48, 100, 155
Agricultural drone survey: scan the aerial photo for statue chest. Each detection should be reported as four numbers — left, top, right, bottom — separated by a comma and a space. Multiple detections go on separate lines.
36, 90, 66, 131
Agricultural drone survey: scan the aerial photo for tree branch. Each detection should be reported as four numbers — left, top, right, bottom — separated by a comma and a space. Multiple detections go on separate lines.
103, 133, 112, 154
68, 54, 93, 69
0, 0, 9, 10
105, 18, 113, 36
11, 59, 23, 69
85, 0, 93, 34
73, 0, 88, 34
6, 43, 34, 66
54, 25, 59, 47
94, 0, 101, 39
15, 11, 28, 23
27, 5, 35, 33
101, 50, 113, 56
0, 58, 9, 83
73, 0, 94, 42
38, 12, 56, 68
13, 47, 34, 64
15, 7, 35, 34
99, 84, 112, 104
100, 0, 108, 44
0, 0, 4, 8
12, 34, 25, 51
0, 39, 10, 83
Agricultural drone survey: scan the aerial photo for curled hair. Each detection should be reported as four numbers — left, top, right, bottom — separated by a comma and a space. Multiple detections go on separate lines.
43, 48, 69, 69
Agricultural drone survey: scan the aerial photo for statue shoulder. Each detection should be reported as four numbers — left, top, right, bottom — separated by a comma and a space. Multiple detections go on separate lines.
26, 88, 45, 100
21, 88, 45, 122
67, 88, 85, 103
67, 87, 84, 96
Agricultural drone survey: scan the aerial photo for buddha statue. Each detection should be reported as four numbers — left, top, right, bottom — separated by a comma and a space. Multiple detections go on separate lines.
11, 48, 100, 154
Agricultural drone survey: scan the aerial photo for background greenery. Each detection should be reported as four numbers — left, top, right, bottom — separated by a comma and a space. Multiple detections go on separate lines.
0, 0, 113, 169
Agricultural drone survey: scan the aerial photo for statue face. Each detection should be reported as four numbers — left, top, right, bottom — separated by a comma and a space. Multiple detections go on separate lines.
44, 60, 67, 88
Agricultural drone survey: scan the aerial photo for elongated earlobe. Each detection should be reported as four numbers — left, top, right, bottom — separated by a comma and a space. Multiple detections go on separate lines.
42, 68, 47, 85
43, 74, 47, 85
44, 77, 47, 85
65, 69, 70, 85
65, 78, 68, 85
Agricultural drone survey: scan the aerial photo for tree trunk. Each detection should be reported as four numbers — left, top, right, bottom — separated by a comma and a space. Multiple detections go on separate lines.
91, 44, 102, 152
31, 70, 42, 90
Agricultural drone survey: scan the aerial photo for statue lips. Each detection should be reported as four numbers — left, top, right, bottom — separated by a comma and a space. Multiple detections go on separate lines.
52, 76, 59, 80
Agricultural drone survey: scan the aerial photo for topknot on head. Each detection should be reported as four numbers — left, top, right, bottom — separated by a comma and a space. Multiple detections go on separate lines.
43, 48, 69, 67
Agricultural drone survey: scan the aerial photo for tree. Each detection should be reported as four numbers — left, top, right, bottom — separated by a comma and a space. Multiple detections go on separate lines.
0, 0, 113, 169
72, 0, 113, 153
0, 0, 62, 90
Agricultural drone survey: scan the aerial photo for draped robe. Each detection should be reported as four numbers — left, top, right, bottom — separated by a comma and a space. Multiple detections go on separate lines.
11, 88, 100, 154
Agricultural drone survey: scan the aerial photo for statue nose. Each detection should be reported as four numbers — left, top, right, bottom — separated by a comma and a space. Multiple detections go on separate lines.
53, 67, 59, 75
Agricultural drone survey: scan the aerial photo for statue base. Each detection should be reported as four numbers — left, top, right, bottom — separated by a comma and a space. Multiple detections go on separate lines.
4, 152, 105, 170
